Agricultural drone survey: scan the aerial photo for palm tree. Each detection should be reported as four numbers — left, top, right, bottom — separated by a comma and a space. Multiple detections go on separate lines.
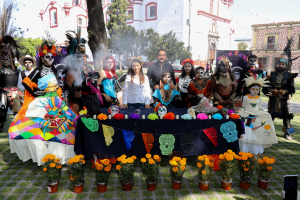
0, 0, 19, 38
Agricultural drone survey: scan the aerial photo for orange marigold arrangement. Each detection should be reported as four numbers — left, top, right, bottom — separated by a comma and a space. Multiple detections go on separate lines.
197, 155, 215, 183
67, 155, 85, 186
256, 155, 276, 181
164, 112, 175, 120
218, 149, 237, 182
42, 154, 62, 184
95, 159, 112, 184
140, 154, 161, 184
169, 156, 187, 182
229, 113, 240, 119
116, 154, 136, 184
237, 152, 254, 182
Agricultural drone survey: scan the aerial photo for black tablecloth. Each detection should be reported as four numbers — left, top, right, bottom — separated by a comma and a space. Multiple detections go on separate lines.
74, 108, 244, 159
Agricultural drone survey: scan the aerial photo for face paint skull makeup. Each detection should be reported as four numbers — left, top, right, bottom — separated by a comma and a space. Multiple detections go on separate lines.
234, 72, 240, 81
179, 76, 192, 93
248, 57, 257, 67
162, 74, 171, 84
249, 85, 260, 96
158, 105, 167, 117
196, 68, 205, 79
43, 53, 54, 66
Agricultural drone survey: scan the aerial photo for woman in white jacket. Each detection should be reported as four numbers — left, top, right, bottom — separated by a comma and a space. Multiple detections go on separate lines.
121, 58, 151, 109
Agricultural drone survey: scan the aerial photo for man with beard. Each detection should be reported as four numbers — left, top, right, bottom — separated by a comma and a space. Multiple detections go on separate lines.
262, 38, 298, 140
236, 55, 264, 97
211, 57, 236, 110
17, 55, 35, 91
147, 49, 176, 90
0, 36, 21, 131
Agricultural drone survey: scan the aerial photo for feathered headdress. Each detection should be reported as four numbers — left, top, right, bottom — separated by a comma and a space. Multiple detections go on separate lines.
38, 40, 57, 57
277, 37, 300, 71
218, 57, 232, 67
243, 73, 269, 88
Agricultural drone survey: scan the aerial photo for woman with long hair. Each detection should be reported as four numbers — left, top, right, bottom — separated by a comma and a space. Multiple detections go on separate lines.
121, 58, 151, 109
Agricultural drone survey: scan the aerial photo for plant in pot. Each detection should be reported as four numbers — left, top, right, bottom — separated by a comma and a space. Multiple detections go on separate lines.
197, 155, 215, 191
256, 156, 276, 189
237, 152, 254, 189
116, 154, 136, 191
95, 159, 112, 193
169, 156, 186, 190
140, 154, 161, 191
42, 154, 62, 193
67, 155, 86, 193
218, 149, 237, 190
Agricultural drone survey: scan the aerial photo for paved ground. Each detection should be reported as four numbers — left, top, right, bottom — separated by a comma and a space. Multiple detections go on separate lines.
0, 114, 300, 200
260, 101, 300, 113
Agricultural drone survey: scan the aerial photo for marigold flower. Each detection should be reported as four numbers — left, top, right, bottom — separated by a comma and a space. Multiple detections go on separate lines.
68, 158, 74, 165
244, 168, 249, 171
246, 161, 250, 165
70, 175, 76, 180
267, 166, 272, 171
54, 158, 60, 163
197, 163, 202, 168
73, 156, 80, 163
228, 151, 235, 156
79, 155, 84, 159
81, 160, 85, 164
251, 166, 254, 169
173, 156, 181, 161
116, 165, 122, 170
238, 152, 243, 156
43, 50, 47, 54
182, 158, 187, 162
149, 159, 155, 165
146, 153, 152, 159
258, 159, 264, 164
227, 149, 233, 153
224, 153, 229, 157
263, 156, 269, 161
43, 167, 47, 172
156, 158, 161, 162
170, 161, 178, 166
97, 164, 103, 170
141, 158, 146, 163
242, 155, 248, 161
104, 166, 111, 172
127, 158, 134, 164
201, 170, 207, 175
121, 159, 127, 164
219, 154, 225, 159
226, 155, 234, 161
180, 166, 186, 170
153, 155, 160, 160
180, 160, 186, 166
50, 163, 56, 168
56, 165, 62, 169
198, 156, 204, 161
205, 161, 210, 166
131, 156, 137, 160
270, 158, 276, 164
247, 153, 253, 158
117, 156, 123, 162
204, 158, 209, 162
209, 162, 214, 168
172, 167, 178, 172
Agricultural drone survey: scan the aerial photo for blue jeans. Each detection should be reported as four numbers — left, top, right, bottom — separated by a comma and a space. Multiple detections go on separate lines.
127, 103, 145, 109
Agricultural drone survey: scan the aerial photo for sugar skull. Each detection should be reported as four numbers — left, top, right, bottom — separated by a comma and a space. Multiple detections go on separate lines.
188, 108, 195, 117
179, 76, 191, 93
195, 67, 205, 79
43, 52, 54, 66
219, 108, 228, 117
159, 134, 175, 155
180, 132, 195, 154
158, 104, 168, 117
109, 105, 119, 117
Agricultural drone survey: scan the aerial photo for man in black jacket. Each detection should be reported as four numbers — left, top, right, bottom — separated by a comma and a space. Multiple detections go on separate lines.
147, 49, 176, 90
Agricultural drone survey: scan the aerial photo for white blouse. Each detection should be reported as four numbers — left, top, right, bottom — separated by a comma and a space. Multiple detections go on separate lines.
122, 75, 151, 105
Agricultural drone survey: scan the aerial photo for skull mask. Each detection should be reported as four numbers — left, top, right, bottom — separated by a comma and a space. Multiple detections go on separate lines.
188, 108, 195, 117
179, 76, 191, 93
0, 44, 11, 66
43, 53, 54, 66
231, 66, 242, 81
158, 105, 167, 117
234, 72, 240, 80
109, 105, 119, 117
248, 57, 257, 67
196, 67, 205, 79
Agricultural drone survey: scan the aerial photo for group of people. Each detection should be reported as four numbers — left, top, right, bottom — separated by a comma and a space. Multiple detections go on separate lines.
0, 32, 298, 164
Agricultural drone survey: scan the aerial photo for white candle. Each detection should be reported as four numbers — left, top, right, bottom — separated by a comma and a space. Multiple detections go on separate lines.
142, 115, 145, 119
176, 115, 179, 119
226, 115, 229, 119
93, 115, 96, 119
160, 116, 163, 119
208, 115, 211, 119
125, 115, 128, 119
80, 113, 83, 116
193, 116, 196, 119
108, 115, 111, 119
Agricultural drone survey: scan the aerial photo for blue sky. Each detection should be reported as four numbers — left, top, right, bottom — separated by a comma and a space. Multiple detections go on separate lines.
9, 0, 300, 39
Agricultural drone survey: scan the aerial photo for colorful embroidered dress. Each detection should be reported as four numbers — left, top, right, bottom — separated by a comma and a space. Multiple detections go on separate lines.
187, 79, 212, 107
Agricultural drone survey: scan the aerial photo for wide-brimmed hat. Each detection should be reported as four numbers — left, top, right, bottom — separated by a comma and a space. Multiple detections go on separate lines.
20, 55, 36, 66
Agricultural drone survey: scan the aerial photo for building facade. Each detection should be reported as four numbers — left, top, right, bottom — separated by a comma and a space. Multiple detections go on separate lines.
250, 21, 300, 72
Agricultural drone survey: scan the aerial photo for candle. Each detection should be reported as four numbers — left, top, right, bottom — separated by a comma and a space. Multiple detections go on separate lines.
226, 115, 229, 119
108, 115, 111, 119
93, 115, 96, 119
208, 115, 211, 119
176, 115, 179, 119
160, 116, 163, 119
125, 115, 128, 119
193, 116, 196, 119
142, 115, 145, 119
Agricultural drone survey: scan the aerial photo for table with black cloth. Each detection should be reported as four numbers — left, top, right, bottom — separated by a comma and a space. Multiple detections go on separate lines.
74, 108, 244, 159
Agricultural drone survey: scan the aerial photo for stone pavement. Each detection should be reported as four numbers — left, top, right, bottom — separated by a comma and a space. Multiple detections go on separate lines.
1, 114, 300, 200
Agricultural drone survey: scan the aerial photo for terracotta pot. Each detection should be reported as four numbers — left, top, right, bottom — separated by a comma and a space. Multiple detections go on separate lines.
199, 180, 209, 191
47, 182, 59, 193
73, 183, 84, 194
172, 180, 182, 190
122, 182, 133, 191
97, 183, 107, 193
258, 179, 269, 189
221, 179, 232, 190
239, 179, 250, 190
146, 181, 157, 191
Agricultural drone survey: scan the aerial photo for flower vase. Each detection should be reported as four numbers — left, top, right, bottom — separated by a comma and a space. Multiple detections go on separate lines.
73, 183, 84, 193
199, 180, 209, 191
47, 181, 59, 193
97, 183, 107, 193
221, 179, 232, 190
122, 181, 133, 191
171, 180, 182, 190
239, 178, 250, 190
258, 179, 269, 189
146, 181, 157, 191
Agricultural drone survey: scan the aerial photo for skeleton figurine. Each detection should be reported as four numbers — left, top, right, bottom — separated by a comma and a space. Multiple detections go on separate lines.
157, 104, 168, 118
232, 66, 242, 85
109, 105, 119, 117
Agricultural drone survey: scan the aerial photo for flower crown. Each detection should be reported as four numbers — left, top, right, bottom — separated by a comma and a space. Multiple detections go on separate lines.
181, 59, 194, 66
153, 102, 162, 113
38, 44, 57, 57
244, 73, 269, 88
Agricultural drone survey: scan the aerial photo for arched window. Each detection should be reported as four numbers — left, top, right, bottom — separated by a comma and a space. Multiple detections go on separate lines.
49, 7, 58, 28
77, 15, 87, 28
145, 3, 157, 21
78, 18, 82, 25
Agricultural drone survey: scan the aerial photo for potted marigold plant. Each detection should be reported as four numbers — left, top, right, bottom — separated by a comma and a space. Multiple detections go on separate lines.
116, 154, 136, 191
237, 152, 254, 189
169, 156, 187, 190
218, 149, 237, 190
256, 156, 276, 189
95, 158, 112, 193
140, 154, 161, 191
42, 154, 62, 193
67, 155, 86, 193
197, 155, 215, 191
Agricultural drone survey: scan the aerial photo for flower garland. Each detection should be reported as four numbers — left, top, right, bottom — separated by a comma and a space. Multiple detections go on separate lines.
181, 58, 194, 66
38, 44, 57, 57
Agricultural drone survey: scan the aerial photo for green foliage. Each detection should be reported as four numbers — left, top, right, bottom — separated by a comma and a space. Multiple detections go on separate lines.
140, 155, 161, 183
116, 155, 135, 184
218, 156, 236, 182
196, 155, 214, 183
106, 0, 130, 34
18, 37, 43, 57
67, 155, 85, 186
256, 156, 276, 181
169, 157, 186, 182
237, 42, 248, 50
237, 155, 254, 182
41, 155, 62, 184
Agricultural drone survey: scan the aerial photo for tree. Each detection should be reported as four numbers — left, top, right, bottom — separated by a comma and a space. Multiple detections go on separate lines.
237, 42, 248, 50
86, 0, 108, 71
18, 37, 43, 57
106, 0, 130, 34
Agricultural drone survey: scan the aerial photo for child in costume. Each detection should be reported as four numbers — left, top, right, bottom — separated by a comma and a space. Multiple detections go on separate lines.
238, 74, 278, 154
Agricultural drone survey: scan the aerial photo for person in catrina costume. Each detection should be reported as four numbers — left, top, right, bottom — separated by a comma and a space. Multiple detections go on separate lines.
8, 40, 77, 166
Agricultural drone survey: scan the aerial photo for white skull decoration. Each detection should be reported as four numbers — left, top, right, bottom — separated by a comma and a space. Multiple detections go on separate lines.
188, 108, 195, 117
43, 53, 54, 66
158, 105, 167, 117
109, 105, 119, 117
196, 67, 205, 79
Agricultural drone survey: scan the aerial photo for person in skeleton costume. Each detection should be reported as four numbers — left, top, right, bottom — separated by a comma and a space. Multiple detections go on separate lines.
238, 74, 277, 154
177, 59, 195, 108
8, 40, 77, 165
236, 55, 264, 97
262, 38, 298, 140
0, 36, 21, 131
211, 58, 236, 110
152, 72, 180, 107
